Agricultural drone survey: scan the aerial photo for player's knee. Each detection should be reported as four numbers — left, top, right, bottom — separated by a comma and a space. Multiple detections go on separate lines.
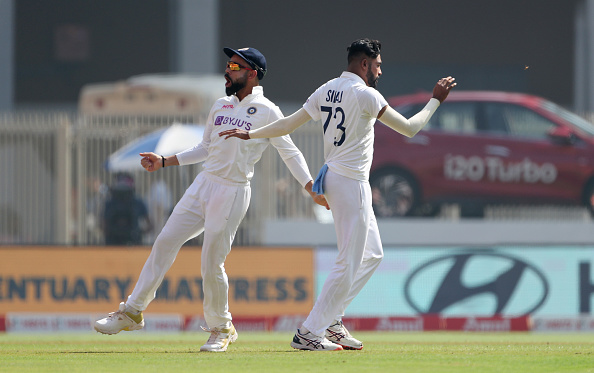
203, 227, 230, 245
152, 233, 182, 255
369, 252, 384, 265
201, 252, 226, 276
361, 252, 383, 271
201, 264, 224, 282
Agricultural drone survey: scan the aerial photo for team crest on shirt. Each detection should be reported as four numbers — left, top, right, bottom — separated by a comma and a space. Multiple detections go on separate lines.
247, 107, 257, 115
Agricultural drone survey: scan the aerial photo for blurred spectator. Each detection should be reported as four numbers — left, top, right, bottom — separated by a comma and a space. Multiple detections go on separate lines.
147, 180, 173, 242
85, 174, 109, 244
102, 173, 151, 245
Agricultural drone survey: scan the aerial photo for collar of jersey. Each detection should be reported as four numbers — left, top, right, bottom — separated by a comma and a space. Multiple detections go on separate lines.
231, 85, 264, 105
340, 71, 366, 85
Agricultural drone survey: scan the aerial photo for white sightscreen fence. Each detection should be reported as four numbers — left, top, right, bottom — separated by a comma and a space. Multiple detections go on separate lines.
0, 112, 71, 244
0, 112, 325, 246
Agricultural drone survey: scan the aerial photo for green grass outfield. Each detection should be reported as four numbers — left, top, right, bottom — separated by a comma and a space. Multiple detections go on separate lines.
1, 332, 593, 373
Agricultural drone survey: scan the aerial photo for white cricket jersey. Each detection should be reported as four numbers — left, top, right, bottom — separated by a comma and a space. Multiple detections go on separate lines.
303, 71, 388, 181
176, 86, 311, 186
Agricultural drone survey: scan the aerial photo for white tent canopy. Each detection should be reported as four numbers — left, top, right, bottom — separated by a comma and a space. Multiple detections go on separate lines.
106, 123, 205, 172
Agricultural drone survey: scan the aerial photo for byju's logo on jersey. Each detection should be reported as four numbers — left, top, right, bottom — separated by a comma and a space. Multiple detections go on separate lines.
214, 115, 252, 130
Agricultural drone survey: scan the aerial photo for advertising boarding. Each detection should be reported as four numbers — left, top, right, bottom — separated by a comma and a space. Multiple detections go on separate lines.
0, 246, 314, 316
317, 246, 594, 317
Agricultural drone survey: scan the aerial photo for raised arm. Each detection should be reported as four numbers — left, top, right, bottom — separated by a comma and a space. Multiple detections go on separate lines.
378, 76, 456, 138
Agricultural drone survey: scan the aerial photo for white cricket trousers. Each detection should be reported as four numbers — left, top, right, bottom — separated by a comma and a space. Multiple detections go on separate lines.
302, 170, 384, 337
126, 171, 251, 328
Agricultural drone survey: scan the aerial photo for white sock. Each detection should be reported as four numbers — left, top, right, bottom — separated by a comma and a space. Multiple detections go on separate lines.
300, 326, 310, 334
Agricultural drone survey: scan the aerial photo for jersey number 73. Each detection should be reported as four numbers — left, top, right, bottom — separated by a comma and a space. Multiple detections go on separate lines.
321, 106, 346, 146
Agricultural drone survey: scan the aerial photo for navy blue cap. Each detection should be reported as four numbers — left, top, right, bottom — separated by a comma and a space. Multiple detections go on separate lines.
224, 47, 267, 80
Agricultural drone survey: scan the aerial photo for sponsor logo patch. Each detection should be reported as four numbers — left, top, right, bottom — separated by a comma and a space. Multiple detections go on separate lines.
214, 115, 252, 130
404, 250, 549, 316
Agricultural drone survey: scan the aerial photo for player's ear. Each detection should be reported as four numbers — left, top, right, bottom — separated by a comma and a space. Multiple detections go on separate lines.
361, 57, 368, 71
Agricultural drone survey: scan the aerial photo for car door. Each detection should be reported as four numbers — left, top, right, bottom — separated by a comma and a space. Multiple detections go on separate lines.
479, 102, 587, 203
413, 101, 501, 202
372, 101, 486, 212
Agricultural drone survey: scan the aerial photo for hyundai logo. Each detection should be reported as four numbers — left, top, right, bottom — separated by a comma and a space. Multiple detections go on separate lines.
404, 250, 549, 316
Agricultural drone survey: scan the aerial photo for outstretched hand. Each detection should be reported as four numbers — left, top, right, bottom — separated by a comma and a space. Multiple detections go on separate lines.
432, 76, 457, 103
139, 152, 162, 172
219, 129, 251, 140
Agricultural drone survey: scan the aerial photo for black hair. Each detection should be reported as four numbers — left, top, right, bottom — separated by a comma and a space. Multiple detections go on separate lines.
347, 38, 382, 64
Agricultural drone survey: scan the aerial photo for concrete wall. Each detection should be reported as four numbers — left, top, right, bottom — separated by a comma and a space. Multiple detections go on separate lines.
263, 220, 594, 246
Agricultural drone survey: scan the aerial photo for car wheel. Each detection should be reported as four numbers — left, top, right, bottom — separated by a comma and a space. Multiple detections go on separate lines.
459, 202, 485, 218
370, 169, 419, 217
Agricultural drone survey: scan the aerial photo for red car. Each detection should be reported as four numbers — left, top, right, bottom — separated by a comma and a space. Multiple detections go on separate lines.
370, 91, 594, 217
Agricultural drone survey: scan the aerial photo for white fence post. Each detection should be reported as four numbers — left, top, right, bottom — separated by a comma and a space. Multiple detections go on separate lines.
54, 115, 73, 244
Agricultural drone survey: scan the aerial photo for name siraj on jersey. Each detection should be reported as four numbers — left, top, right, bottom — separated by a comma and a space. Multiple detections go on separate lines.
326, 90, 343, 104
214, 115, 252, 130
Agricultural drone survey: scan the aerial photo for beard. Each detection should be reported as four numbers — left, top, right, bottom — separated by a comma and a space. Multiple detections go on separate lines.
225, 73, 248, 96
366, 69, 379, 88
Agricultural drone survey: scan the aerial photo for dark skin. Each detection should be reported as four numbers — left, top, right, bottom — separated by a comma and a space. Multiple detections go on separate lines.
218, 53, 456, 141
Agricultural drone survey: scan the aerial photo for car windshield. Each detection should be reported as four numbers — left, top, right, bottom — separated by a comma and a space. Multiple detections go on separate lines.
541, 101, 594, 137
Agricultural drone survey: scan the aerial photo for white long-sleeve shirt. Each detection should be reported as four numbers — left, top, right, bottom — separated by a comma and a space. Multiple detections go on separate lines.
176, 86, 312, 186
249, 72, 440, 181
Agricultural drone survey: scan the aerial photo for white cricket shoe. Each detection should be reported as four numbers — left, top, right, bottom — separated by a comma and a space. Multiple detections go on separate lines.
200, 323, 238, 352
94, 302, 144, 335
325, 320, 363, 350
290, 328, 343, 351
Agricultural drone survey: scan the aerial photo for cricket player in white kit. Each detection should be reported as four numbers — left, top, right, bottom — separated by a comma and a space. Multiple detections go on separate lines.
94, 47, 328, 352
220, 38, 456, 351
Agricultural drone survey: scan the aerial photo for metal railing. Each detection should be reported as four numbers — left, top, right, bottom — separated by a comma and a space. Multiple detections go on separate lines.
0, 112, 325, 246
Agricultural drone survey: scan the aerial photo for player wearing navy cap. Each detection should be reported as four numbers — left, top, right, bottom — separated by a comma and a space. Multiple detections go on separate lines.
223, 47, 267, 80
220, 38, 456, 351
94, 47, 328, 352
